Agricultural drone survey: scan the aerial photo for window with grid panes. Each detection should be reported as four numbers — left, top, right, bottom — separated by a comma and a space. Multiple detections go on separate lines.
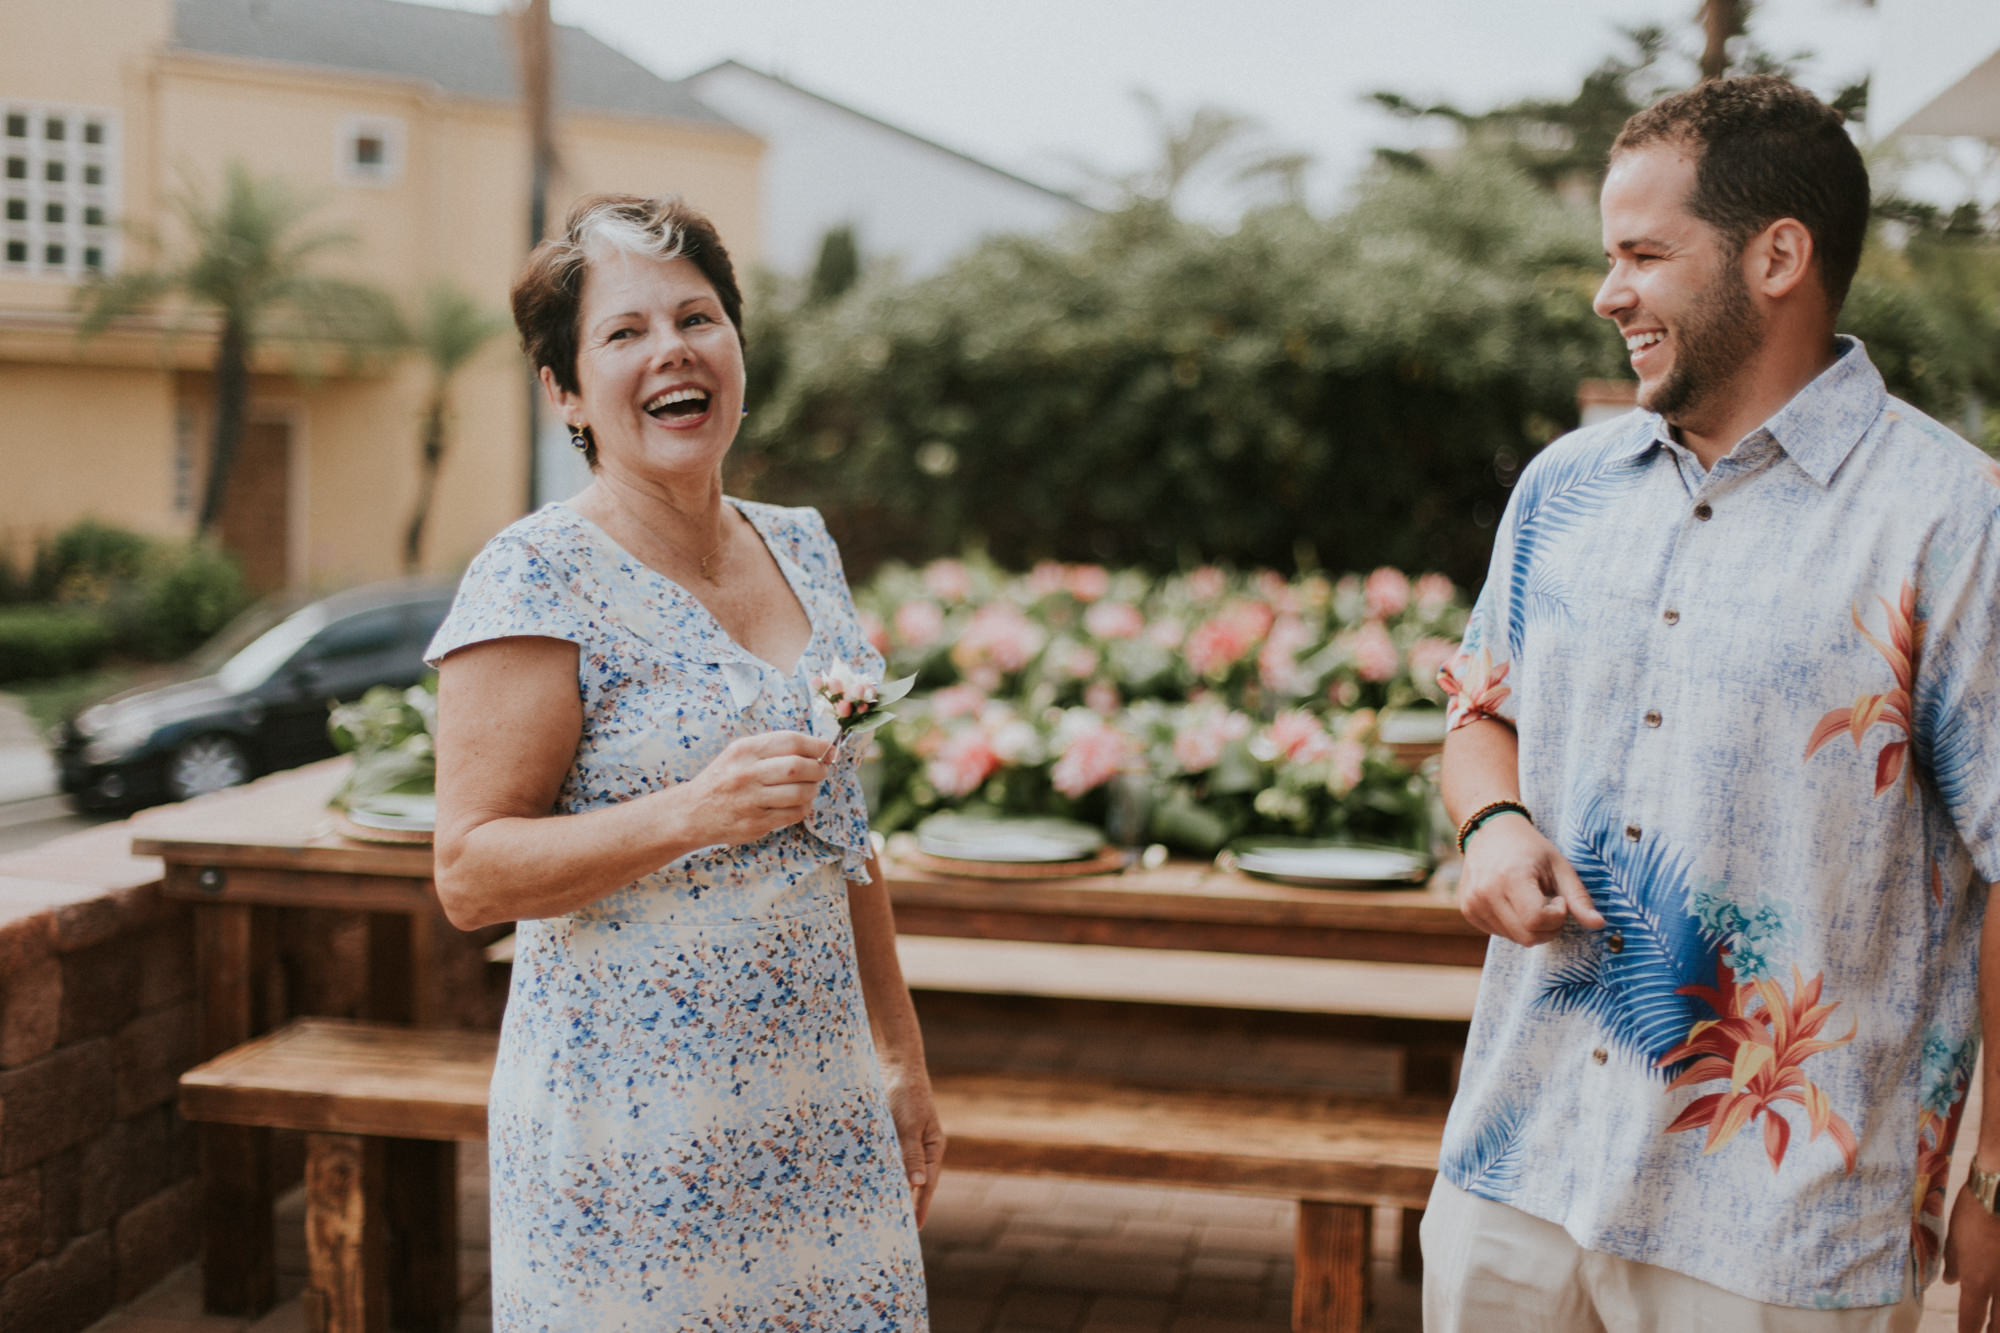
0, 102, 117, 279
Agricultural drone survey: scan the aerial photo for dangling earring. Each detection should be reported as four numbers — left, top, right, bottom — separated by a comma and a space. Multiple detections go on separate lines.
568, 423, 591, 452
740, 406, 749, 418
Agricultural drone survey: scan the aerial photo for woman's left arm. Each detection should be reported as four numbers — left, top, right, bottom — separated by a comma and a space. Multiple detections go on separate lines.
848, 852, 945, 1226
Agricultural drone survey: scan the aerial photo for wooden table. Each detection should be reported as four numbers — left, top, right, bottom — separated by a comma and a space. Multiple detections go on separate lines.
133, 761, 1486, 1322
129, 760, 459, 1326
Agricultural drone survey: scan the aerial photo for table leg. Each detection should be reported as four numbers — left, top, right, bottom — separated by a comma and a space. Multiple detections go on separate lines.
302, 1133, 387, 1333
195, 903, 277, 1314
384, 1138, 459, 1332
1293, 1200, 1369, 1333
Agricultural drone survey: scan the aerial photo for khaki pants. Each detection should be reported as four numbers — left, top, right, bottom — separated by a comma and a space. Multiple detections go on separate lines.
1420, 1177, 1922, 1332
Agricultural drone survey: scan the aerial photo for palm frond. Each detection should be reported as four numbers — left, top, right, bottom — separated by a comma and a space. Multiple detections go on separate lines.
408, 281, 508, 378
72, 268, 177, 337
1504, 440, 1648, 658
1536, 791, 1722, 1078
1913, 684, 1975, 817
1441, 1100, 1528, 1194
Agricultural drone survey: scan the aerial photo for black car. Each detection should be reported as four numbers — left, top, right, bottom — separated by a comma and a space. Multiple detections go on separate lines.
55, 579, 456, 810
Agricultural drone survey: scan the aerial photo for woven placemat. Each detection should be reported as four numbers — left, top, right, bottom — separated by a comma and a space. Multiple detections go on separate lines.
898, 844, 1127, 880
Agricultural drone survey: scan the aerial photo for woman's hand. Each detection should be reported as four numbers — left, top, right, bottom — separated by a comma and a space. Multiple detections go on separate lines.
676, 731, 829, 845
884, 1064, 946, 1227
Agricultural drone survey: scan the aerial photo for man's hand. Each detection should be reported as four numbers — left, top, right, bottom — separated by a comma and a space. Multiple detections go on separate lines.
1946, 1182, 2000, 1331
1456, 813, 1605, 946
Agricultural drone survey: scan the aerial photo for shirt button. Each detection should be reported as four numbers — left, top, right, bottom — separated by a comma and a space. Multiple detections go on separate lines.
1607, 933, 1625, 953
1592, 1048, 1609, 1065
1693, 503, 1713, 521
1662, 608, 1680, 625
1644, 710, 1662, 728
1624, 825, 1642, 842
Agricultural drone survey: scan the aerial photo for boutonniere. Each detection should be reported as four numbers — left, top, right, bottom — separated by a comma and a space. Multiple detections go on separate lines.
811, 661, 916, 750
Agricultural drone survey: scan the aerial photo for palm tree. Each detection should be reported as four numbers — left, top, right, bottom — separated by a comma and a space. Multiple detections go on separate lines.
402, 282, 507, 572
75, 161, 398, 534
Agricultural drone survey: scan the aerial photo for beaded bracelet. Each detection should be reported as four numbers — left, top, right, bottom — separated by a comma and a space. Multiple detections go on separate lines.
1456, 800, 1532, 854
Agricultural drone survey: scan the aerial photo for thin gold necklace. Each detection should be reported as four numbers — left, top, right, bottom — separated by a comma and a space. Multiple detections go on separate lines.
658, 515, 727, 583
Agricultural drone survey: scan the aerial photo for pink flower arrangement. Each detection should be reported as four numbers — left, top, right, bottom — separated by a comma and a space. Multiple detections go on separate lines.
1064, 565, 1111, 602
1352, 620, 1401, 684
922, 559, 973, 602
1084, 600, 1146, 640
928, 683, 988, 720
1173, 704, 1251, 773
893, 599, 946, 650
1414, 573, 1457, 618
1085, 680, 1122, 715
1185, 600, 1276, 680
1364, 567, 1411, 619
1187, 566, 1228, 601
1051, 714, 1134, 798
1258, 709, 1337, 765
1258, 615, 1317, 695
951, 601, 1045, 677
927, 729, 1001, 798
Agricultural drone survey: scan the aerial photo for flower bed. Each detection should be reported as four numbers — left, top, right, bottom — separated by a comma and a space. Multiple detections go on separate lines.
853, 558, 1469, 854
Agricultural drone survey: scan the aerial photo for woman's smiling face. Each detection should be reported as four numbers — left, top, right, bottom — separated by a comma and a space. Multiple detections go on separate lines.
556, 245, 746, 480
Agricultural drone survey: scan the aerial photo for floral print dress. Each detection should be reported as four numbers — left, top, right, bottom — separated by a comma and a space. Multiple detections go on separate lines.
426, 501, 927, 1332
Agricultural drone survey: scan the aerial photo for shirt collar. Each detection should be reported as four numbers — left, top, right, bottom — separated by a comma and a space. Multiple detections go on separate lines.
1621, 336, 1884, 487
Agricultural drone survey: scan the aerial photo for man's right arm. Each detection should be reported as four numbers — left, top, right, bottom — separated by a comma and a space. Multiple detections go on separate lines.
1442, 716, 1604, 946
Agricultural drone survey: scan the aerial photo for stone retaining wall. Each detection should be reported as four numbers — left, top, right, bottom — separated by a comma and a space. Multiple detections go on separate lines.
0, 821, 196, 1333
0, 810, 500, 1333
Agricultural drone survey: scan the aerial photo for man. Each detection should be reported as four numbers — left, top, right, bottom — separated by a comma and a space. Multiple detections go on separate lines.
1431, 74, 2000, 1330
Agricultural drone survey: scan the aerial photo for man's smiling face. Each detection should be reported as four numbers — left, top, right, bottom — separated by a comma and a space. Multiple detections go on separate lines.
1594, 144, 1763, 429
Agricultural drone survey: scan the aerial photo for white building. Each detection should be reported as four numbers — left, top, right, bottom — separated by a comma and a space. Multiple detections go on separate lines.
683, 60, 1092, 277
1872, 0, 2000, 139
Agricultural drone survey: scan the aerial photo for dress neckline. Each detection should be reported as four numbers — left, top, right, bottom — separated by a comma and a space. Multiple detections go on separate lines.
554, 498, 823, 678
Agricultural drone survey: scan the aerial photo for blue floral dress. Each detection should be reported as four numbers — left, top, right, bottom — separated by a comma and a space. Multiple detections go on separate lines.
426, 501, 927, 1332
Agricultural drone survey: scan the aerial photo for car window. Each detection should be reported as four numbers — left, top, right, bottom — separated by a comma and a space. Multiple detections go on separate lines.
215, 605, 328, 693
307, 607, 410, 662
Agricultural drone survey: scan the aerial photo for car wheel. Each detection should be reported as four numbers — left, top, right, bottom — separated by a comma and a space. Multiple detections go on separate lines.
166, 735, 252, 801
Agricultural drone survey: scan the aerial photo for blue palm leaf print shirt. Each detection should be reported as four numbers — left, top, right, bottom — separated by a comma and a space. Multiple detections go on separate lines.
1439, 338, 2000, 1308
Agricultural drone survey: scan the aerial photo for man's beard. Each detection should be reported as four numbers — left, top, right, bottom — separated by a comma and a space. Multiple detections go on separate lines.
1642, 254, 1762, 424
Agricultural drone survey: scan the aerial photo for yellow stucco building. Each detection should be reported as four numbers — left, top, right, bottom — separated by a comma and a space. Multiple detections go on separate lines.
0, 0, 761, 590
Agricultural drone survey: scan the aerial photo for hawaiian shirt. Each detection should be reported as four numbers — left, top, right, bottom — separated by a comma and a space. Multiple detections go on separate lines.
1438, 338, 2000, 1308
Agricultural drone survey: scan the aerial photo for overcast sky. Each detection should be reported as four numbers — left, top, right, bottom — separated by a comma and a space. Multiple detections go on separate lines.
417, 0, 1885, 211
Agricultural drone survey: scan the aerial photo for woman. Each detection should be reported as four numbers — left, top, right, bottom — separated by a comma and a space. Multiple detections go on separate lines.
427, 194, 940, 1330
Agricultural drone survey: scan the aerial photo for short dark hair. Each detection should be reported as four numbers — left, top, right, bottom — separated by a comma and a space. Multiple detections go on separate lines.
510, 195, 745, 466
1614, 75, 1869, 312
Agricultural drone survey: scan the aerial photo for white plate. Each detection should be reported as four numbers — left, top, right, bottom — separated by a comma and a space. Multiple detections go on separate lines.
1231, 843, 1429, 888
345, 793, 438, 833
916, 814, 1105, 863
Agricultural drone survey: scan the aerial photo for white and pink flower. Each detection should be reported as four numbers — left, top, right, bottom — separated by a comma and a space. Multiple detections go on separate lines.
1352, 620, 1401, 684
1364, 567, 1411, 619
1083, 600, 1145, 641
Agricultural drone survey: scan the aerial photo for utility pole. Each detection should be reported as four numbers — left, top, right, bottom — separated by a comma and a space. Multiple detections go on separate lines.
512, 0, 558, 509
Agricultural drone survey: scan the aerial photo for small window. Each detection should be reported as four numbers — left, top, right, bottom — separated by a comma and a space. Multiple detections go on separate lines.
83, 164, 102, 187
4, 240, 24, 263
4, 199, 22, 221
3, 114, 23, 138
338, 116, 403, 185
82, 122, 102, 145
4, 159, 23, 180
43, 161, 63, 183
83, 205, 103, 226
83, 247, 102, 270
44, 203, 62, 224
44, 117, 64, 142
43, 243, 63, 265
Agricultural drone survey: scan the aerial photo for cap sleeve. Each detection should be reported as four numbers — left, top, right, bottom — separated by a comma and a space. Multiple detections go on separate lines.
424, 528, 591, 670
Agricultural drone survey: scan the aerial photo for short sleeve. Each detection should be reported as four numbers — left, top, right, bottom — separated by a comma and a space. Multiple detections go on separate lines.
1913, 506, 2000, 882
1440, 491, 1523, 732
424, 529, 590, 670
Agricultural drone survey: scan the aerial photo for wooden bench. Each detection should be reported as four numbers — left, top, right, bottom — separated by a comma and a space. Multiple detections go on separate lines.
182, 1017, 1447, 1333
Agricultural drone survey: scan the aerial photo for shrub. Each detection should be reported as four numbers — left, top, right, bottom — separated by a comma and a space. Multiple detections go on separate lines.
29, 519, 153, 603
115, 541, 251, 660
0, 606, 116, 682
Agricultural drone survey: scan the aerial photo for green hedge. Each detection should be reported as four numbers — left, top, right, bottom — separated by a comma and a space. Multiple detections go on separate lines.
0, 607, 117, 682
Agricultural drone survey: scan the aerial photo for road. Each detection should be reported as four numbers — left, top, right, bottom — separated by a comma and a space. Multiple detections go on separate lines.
0, 792, 117, 857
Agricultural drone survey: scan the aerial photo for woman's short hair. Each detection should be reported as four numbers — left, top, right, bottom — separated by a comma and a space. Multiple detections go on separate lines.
510, 195, 745, 465
1613, 75, 1868, 314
